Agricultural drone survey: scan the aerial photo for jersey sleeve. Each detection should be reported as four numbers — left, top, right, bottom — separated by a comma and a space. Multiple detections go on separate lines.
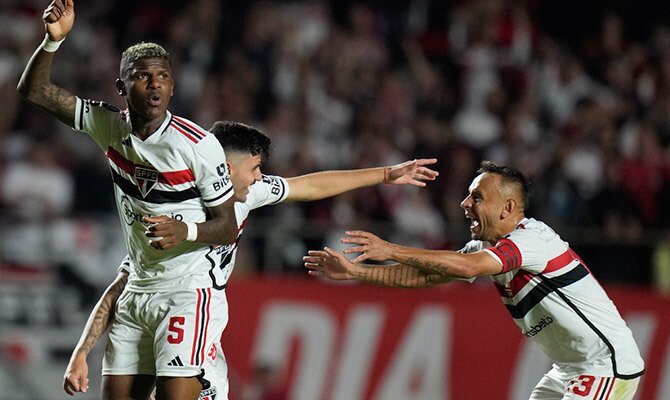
483, 229, 548, 274
245, 174, 289, 210
116, 255, 131, 274
191, 133, 235, 207
73, 97, 125, 150
454, 240, 481, 283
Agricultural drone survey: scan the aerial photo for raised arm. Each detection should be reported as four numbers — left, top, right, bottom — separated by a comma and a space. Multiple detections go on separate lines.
304, 247, 453, 288
17, 0, 77, 127
63, 270, 128, 396
285, 159, 438, 202
341, 230, 503, 279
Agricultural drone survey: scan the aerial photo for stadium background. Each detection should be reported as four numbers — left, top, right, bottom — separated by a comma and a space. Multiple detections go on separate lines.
1, 0, 670, 398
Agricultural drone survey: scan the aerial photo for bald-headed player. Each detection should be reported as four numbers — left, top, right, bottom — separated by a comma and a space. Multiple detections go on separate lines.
305, 161, 644, 399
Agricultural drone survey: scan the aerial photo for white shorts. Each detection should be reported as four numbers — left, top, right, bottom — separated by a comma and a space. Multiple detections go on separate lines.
198, 341, 229, 400
530, 367, 640, 400
103, 287, 229, 377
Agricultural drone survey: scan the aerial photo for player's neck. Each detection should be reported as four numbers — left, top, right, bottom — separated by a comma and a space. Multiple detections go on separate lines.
130, 112, 167, 140
491, 214, 526, 244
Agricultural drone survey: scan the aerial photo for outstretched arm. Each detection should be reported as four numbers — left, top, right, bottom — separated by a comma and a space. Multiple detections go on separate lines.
303, 247, 453, 288
341, 230, 503, 279
63, 270, 128, 396
285, 159, 438, 202
17, 0, 76, 127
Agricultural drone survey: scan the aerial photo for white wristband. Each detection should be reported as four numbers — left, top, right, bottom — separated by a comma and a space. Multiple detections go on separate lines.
42, 34, 65, 52
185, 222, 198, 242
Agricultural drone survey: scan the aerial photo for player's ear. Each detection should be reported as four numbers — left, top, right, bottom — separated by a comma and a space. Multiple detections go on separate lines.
226, 161, 233, 174
116, 79, 126, 96
502, 198, 517, 218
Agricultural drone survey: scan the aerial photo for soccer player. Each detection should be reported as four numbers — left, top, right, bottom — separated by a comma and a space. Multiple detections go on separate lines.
19, 1, 238, 399
62, 121, 439, 398
304, 161, 645, 400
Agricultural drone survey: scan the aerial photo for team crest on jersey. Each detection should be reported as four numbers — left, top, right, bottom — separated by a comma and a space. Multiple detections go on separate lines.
198, 387, 217, 400
135, 166, 159, 197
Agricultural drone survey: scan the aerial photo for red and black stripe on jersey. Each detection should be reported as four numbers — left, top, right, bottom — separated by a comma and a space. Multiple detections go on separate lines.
107, 146, 201, 204
492, 243, 590, 319
171, 116, 208, 143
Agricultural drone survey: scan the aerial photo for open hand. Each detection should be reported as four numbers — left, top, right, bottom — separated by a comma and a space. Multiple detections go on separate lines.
341, 230, 394, 263
303, 247, 356, 281
385, 158, 438, 187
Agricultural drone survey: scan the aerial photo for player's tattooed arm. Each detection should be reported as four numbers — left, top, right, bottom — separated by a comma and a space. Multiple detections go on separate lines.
354, 263, 453, 288
17, 50, 77, 127
18, 0, 77, 126
64, 270, 127, 395
403, 257, 452, 276
73, 271, 128, 355
304, 248, 452, 288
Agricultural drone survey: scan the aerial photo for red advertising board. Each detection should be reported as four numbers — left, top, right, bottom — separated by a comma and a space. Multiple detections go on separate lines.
221, 277, 670, 400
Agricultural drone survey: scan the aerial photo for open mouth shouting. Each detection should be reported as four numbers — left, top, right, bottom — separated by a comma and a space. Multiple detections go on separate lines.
148, 92, 162, 107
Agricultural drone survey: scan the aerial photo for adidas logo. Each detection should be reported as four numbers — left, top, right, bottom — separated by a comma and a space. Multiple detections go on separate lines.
167, 356, 184, 367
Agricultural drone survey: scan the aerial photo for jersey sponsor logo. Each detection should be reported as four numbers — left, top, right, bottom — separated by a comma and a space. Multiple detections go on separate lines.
120, 195, 183, 226
523, 315, 554, 337
135, 166, 159, 197
198, 387, 217, 400
216, 163, 227, 177
262, 175, 286, 200
121, 195, 144, 225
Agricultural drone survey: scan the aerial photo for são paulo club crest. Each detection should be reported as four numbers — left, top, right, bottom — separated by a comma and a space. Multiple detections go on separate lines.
198, 387, 217, 400
135, 166, 159, 197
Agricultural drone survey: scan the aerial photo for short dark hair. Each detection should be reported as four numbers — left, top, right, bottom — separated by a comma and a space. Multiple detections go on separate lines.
120, 43, 171, 77
209, 121, 271, 163
477, 160, 531, 208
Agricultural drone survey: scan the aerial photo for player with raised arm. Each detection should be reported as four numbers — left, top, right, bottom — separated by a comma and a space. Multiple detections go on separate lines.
62, 121, 439, 398
305, 161, 645, 400
18, 1, 238, 399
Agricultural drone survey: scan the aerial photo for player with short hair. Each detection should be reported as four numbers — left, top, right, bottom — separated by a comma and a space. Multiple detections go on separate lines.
305, 160, 645, 399
19, 1, 239, 399
62, 121, 439, 398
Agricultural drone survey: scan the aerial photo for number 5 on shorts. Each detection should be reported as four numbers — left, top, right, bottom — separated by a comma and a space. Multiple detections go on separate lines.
168, 316, 185, 344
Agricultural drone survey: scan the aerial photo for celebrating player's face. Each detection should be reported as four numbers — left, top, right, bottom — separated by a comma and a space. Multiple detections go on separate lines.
229, 153, 263, 202
460, 173, 507, 243
119, 58, 174, 122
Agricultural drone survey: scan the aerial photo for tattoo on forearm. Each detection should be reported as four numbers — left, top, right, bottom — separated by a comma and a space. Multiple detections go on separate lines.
79, 276, 127, 354
405, 257, 448, 275
358, 264, 430, 288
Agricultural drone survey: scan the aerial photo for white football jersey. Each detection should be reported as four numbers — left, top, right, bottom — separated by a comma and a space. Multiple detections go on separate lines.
117, 174, 289, 287
463, 218, 644, 380
74, 98, 234, 292
206, 174, 289, 285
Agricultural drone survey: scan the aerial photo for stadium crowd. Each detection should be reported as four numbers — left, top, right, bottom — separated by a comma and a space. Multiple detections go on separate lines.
2, 0, 670, 290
